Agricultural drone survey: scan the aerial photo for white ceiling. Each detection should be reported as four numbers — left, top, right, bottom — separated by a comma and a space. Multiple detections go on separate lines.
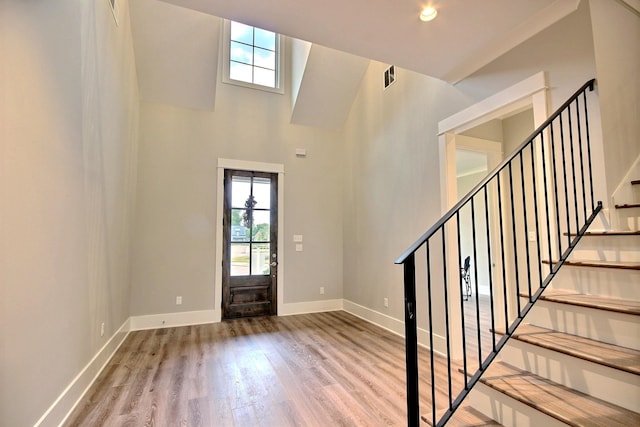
129, 0, 582, 124
159, 0, 581, 82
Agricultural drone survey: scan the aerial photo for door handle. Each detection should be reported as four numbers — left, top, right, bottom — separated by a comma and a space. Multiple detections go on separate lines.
270, 261, 278, 267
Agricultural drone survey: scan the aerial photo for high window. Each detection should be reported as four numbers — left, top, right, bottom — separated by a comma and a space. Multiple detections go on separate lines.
223, 21, 284, 93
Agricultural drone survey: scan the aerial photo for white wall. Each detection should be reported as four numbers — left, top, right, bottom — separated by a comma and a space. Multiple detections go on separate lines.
0, 0, 139, 425
129, 51, 344, 316
588, 0, 640, 203
340, 0, 600, 340
457, 0, 596, 111
341, 62, 473, 323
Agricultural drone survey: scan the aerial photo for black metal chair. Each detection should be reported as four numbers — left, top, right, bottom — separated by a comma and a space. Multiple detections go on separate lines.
461, 256, 471, 301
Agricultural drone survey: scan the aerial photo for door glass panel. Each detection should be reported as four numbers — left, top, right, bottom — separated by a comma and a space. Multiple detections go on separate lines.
252, 177, 271, 209
251, 210, 270, 241
230, 243, 250, 276
231, 209, 249, 242
231, 176, 251, 208
252, 243, 270, 275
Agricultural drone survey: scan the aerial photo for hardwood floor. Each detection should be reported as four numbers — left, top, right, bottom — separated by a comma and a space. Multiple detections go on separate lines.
65, 310, 497, 427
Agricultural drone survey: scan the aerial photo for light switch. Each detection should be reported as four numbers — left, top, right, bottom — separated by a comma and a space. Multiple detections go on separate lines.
296, 244, 303, 252
293, 234, 303, 242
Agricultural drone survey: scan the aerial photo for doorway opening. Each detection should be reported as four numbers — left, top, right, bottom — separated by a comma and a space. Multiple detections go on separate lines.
222, 170, 278, 319
215, 159, 285, 322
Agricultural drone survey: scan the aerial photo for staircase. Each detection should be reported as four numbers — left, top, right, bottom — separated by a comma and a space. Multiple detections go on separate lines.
468, 223, 640, 426
396, 80, 640, 427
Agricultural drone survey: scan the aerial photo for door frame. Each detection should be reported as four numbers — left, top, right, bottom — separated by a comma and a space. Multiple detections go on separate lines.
214, 158, 285, 322
436, 71, 550, 359
454, 136, 503, 298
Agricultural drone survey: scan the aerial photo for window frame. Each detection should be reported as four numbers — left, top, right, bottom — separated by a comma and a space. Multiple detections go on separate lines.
221, 20, 285, 94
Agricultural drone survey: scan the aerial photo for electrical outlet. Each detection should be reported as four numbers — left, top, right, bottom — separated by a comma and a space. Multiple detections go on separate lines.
384, 298, 389, 308
100, 322, 105, 337
320, 287, 325, 295
176, 296, 182, 305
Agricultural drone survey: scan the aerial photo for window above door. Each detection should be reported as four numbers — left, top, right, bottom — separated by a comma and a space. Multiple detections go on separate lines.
221, 20, 285, 94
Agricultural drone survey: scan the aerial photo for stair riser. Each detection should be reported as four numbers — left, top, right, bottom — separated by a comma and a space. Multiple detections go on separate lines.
549, 267, 640, 301
468, 383, 567, 427
523, 300, 640, 350
499, 340, 640, 412
569, 235, 640, 262
615, 209, 640, 232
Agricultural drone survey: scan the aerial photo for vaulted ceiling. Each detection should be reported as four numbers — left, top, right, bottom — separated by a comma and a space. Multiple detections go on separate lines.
129, 0, 582, 127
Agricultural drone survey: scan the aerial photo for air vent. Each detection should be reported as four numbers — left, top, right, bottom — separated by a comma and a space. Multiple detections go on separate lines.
384, 65, 395, 89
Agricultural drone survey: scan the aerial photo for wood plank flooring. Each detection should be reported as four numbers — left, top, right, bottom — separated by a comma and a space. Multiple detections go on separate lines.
64, 310, 498, 427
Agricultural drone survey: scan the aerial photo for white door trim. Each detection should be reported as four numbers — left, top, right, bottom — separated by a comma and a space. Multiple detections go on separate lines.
436, 71, 549, 359
214, 158, 285, 322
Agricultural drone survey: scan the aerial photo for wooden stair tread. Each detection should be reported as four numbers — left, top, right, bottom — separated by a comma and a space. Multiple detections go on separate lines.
542, 259, 640, 270
615, 203, 640, 209
480, 362, 640, 427
631, 179, 640, 185
537, 290, 640, 315
495, 324, 640, 375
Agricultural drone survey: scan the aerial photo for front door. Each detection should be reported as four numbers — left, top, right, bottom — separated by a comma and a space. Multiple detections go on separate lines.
222, 170, 278, 319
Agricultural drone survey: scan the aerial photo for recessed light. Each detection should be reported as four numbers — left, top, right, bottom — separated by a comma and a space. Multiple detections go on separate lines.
420, 6, 438, 22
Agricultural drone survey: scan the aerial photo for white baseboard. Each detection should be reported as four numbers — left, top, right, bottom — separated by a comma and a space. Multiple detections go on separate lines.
278, 299, 343, 316
342, 299, 447, 356
35, 318, 130, 427
129, 309, 217, 331
343, 299, 405, 336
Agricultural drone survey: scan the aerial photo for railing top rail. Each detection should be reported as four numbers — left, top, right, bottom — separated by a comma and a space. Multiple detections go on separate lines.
395, 78, 596, 264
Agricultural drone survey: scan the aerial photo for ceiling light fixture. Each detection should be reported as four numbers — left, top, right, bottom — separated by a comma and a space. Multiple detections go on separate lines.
420, 6, 438, 22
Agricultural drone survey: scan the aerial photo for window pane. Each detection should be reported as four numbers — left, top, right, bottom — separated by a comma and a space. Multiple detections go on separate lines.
230, 41, 253, 65
251, 243, 270, 275
230, 244, 250, 276
230, 61, 253, 83
253, 67, 275, 88
230, 21, 253, 45
252, 178, 271, 209
254, 47, 275, 70
231, 176, 251, 208
230, 210, 249, 242
251, 210, 270, 241
254, 28, 275, 50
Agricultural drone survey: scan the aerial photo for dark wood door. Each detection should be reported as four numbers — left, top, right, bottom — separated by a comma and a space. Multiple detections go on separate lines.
222, 170, 278, 319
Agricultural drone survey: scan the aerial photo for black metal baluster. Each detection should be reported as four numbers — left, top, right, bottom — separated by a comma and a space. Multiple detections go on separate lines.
520, 154, 533, 301
497, 172, 509, 331
483, 186, 496, 351
582, 89, 595, 210
567, 102, 580, 242
425, 241, 436, 427
549, 122, 563, 268
530, 142, 543, 292
559, 112, 572, 250
540, 130, 554, 276
575, 96, 587, 222
441, 226, 453, 411
508, 162, 521, 314
470, 198, 482, 364
455, 211, 468, 388
403, 253, 419, 427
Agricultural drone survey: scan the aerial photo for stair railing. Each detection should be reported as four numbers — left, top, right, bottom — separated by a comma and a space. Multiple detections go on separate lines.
395, 79, 602, 427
